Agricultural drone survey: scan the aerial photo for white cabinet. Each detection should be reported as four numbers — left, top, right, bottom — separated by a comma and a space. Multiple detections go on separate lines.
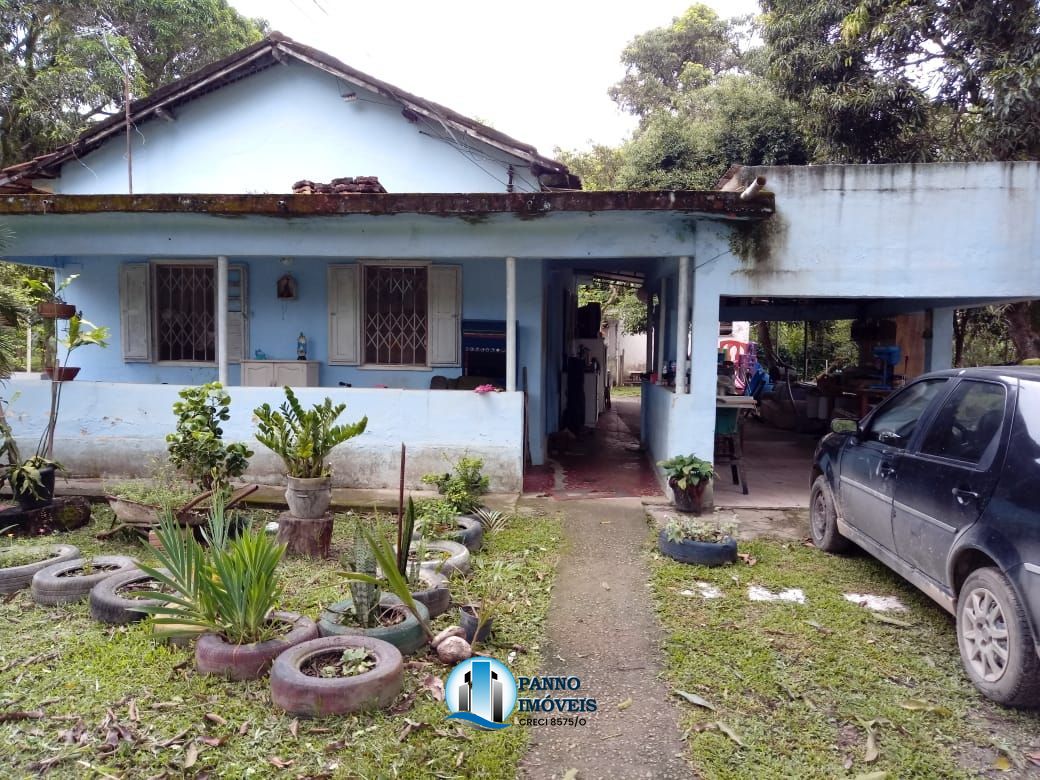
240, 360, 320, 387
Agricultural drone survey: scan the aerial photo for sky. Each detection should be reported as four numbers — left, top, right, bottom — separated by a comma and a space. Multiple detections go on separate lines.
228, 0, 761, 157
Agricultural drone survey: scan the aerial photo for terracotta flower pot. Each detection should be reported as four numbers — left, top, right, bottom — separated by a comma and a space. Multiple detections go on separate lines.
195, 611, 319, 680
43, 367, 80, 382
36, 302, 76, 319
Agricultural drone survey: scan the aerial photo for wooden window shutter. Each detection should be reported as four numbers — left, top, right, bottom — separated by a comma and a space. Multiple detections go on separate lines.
226, 263, 248, 363
428, 264, 461, 366
328, 264, 360, 365
119, 262, 152, 362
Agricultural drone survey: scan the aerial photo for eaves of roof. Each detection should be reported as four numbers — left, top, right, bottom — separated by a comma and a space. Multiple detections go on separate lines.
0, 190, 774, 221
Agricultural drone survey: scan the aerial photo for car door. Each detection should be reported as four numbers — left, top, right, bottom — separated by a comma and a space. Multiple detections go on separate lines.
839, 378, 949, 552
892, 379, 1008, 585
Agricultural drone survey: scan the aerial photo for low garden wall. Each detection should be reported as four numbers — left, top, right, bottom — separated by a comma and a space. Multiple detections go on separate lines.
3, 379, 524, 491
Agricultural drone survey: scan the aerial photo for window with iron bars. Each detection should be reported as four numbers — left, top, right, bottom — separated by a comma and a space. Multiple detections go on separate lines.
154, 264, 216, 362
363, 265, 428, 365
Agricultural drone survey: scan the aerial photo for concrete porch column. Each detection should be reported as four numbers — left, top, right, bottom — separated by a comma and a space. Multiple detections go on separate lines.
674, 255, 690, 394
506, 256, 516, 392
217, 254, 228, 386
686, 269, 721, 461
924, 307, 955, 372
656, 277, 667, 380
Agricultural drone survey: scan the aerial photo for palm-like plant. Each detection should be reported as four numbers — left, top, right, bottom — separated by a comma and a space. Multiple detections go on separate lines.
134, 498, 286, 644
253, 387, 367, 478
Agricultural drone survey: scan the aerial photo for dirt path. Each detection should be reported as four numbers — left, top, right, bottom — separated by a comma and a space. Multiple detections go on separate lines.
520, 497, 691, 780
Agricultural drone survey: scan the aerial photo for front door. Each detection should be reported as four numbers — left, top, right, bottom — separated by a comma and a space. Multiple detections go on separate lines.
893, 379, 1007, 584
839, 378, 949, 552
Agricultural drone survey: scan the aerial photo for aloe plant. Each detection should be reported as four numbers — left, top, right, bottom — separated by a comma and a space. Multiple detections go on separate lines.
253, 387, 367, 478
345, 523, 381, 629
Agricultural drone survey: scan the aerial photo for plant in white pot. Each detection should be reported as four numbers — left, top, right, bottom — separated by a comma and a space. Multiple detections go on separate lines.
253, 387, 367, 519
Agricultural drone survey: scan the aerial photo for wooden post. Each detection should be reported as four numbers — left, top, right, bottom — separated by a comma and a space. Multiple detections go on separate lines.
397, 443, 406, 555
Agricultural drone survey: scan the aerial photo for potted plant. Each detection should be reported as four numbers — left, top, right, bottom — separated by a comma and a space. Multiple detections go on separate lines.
454, 559, 519, 648
421, 455, 489, 513
657, 454, 714, 514
270, 634, 404, 717
24, 273, 78, 320
42, 313, 108, 381
397, 497, 451, 616
254, 387, 367, 519
416, 498, 483, 552
319, 521, 429, 654
657, 516, 738, 566
0, 411, 62, 510
133, 498, 318, 680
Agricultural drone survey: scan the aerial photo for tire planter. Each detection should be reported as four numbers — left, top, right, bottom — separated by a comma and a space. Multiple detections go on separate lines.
669, 478, 710, 514
30, 555, 138, 605
658, 529, 737, 566
318, 594, 429, 655
411, 569, 451, 618
89, 568, 170, 625
270, 635, 404, 717
0, 544, 79, 594
285, 476, 331, 519
13, 465, 57, 511
195, 611, 318, 681
459, 604, 493, 644
403, 539, 471, 577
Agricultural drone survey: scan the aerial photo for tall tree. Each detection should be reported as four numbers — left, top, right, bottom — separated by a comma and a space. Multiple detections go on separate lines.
0, 0, 266, 167
762, 0, 1040, 162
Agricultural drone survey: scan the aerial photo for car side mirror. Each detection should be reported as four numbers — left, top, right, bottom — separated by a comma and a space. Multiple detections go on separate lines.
830, 418, 859, 436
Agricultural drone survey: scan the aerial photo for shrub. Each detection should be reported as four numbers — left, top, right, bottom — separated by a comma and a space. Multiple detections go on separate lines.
166, 382, 252, 491
421, 455, 489, 512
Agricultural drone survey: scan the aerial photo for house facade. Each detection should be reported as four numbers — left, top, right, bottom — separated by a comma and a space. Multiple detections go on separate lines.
1, 34, 1036, 499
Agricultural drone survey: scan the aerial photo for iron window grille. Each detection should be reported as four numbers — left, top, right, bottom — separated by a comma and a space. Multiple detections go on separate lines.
155, 264, 216, 362
363, 265, 429, 366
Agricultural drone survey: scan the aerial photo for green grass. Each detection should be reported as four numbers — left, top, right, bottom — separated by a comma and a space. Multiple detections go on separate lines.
648, 535, 1040, 779
610, 385, 642, 398
0, 505, 562, 779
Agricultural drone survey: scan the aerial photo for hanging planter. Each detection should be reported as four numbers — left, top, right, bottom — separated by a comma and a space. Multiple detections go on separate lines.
36, 302, 77, 320
43, 366, 80, 382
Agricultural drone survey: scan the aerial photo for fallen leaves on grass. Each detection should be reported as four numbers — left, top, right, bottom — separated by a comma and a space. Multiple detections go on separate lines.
673, 690, 715, 711
268, 755, 293, 769
874, 614, 912, 628
0, 709, 44, 721
182, 741, 200, 769
398, 718, 427, 742
992, 754, 1013, 771
422, 674, 445, 702
715, 721, 745, 747
204, 712, 226, 726
737, 553, 757, 566
898, 699, 952, 716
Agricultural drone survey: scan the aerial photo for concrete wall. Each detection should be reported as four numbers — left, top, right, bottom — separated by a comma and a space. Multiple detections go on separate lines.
3, 379, 524, 491
51, 60, 536, 195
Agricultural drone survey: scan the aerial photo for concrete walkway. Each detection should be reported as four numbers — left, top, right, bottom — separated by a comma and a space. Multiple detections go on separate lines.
521, 497, 690, 780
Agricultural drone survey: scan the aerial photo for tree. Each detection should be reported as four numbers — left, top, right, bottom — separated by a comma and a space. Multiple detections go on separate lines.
552, 144, 624, 191
762, 0, 1040, 162
578, 282, 647, 335
0, 0, 266, 167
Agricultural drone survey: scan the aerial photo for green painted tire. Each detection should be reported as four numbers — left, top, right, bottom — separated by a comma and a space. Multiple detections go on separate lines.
318, 594, 429, 655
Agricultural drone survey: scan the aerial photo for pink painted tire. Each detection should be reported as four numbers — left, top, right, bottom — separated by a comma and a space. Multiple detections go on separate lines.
270, 635, 403, 717
195, 611, 318, 681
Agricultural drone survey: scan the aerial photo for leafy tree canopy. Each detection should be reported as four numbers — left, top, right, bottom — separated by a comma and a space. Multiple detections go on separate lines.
0, 0, 266, 167
761, 0, 1040, 162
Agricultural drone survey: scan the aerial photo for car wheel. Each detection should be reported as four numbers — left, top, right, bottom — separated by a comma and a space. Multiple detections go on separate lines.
809, 476, 852, 553
956, 567, 1040, 707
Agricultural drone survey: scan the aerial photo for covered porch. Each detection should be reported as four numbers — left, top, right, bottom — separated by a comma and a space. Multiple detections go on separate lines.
0, 190, 771, 492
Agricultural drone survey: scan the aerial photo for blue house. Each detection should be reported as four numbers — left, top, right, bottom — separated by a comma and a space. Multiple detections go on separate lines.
1, 34, 1035, 498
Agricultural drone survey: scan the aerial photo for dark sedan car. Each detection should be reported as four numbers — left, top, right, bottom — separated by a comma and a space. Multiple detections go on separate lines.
811, 367, 1040, 706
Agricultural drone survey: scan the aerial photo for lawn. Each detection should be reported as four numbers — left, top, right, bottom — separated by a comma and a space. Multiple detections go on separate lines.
0, 505, 562, 779
649, 534, 1040, 779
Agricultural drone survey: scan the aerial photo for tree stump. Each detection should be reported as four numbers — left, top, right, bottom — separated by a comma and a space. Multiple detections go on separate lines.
276, 512, 332, 558
0, 497, 91, 536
